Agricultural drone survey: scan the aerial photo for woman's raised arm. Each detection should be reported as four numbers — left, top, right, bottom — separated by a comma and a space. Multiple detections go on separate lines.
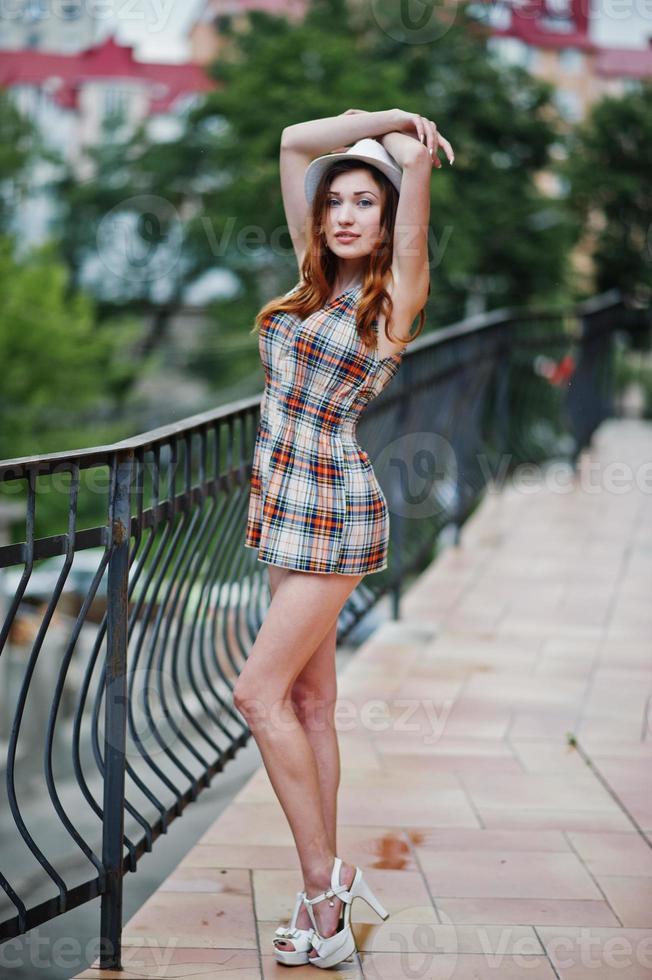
280, 108, 400, 155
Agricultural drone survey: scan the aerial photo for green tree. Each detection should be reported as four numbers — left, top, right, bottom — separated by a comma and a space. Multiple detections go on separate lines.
54, 0, 573, 392
562, 82, 652, 300
0, 90, 41, 234
0, 236, 142, 462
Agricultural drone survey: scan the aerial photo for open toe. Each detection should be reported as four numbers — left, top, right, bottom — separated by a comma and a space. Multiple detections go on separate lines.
272, 890, 315, 966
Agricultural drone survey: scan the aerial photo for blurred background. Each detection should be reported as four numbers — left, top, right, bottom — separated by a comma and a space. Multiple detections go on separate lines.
0, 0, 650, 474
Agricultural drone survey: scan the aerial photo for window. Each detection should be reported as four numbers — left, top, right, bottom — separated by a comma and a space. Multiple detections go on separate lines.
61, 2, 82, 19
554, 89, 582, 121
559, 48, 583, 73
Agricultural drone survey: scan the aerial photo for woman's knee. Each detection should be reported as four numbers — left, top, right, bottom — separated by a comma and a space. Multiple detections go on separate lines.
292, 681, 337, 733
233, 678, 291, 731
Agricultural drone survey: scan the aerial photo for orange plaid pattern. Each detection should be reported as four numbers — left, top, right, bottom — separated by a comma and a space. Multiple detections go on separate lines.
244, 283, 406, 575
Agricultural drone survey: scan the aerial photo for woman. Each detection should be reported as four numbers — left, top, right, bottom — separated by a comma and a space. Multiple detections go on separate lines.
235, 108, 454, 969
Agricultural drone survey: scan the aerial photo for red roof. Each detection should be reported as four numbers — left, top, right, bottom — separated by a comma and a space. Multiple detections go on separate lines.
0, 36, 215, 112
595, 46, 652, 78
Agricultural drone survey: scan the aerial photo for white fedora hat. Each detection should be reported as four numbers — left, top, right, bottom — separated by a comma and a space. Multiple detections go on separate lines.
304, 137, 403, 206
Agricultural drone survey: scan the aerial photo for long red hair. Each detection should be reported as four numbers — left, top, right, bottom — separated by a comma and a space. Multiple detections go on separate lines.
251, 159, 428, 352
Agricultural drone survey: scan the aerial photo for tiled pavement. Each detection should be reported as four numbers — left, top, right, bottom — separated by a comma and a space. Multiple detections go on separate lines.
73, 419, 652, 979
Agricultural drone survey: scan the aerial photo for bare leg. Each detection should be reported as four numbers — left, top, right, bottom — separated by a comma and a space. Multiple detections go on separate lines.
233, 564, 363, 955
267, 562, 341, 853
264, 566, 344, 950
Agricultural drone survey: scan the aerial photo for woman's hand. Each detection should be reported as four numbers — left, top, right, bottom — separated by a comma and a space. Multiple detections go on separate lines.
391, 109, 454, 167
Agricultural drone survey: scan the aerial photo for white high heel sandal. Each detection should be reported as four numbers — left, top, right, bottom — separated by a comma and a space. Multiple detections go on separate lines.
302, 855, 389, 969
272, 889, 316, 965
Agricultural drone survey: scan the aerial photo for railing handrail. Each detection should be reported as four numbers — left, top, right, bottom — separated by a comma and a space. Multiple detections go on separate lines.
1, 284, 648, 971
0, 287, 627, 482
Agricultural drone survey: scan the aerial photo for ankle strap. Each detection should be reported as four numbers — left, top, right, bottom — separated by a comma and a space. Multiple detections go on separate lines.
304, 882, 351, 907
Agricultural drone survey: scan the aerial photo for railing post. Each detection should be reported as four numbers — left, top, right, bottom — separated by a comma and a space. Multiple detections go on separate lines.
100, 449, 133, 970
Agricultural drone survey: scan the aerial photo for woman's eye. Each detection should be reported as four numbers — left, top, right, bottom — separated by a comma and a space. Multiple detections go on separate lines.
328, 198, 373, 206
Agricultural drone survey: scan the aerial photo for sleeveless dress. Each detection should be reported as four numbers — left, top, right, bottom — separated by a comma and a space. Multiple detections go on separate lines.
244, 282, 407, 575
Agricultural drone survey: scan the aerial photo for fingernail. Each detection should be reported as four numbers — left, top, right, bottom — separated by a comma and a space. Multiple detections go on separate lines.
449, 157, 455, 165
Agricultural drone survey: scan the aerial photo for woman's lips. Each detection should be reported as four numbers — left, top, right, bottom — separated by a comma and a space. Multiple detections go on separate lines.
335, 234, 359, 243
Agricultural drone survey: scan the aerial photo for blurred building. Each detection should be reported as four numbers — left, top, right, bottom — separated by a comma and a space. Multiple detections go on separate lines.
0, 0, 99, 53
0, 35, 214, 174
189, 0, 307, 64
0, 35, 215, 246
187, 0, 652, 123
477, 0, 652, 122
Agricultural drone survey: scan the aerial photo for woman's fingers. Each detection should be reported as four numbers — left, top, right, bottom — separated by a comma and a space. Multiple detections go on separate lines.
413, 114, 426, 145
417, 117, 439, 167
397, 109, 455, 166
427, 122, 455, 168
437, 131, 455, 165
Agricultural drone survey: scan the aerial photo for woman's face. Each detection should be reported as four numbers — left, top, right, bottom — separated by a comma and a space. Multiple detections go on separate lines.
323, 168, 383, 260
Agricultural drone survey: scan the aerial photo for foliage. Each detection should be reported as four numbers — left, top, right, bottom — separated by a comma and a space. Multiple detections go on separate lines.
0, 235, 143, 463
51, 0, 573, 391
0, 91, 41, 233
561, 81, 652, 301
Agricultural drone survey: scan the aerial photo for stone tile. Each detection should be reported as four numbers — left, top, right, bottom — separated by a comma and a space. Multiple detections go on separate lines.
566, 832, 652, 876
431, 700, 513, 739
508, 711, 582, 738
334, 827, 417, 872
437, 897, 620, 926
75, 948, 260, 979
198, 803, 294, 847
180, 843, 301, 871
461, 772, 618, 812
595, 877, 652, 927
537, 925, 652, 979
121, 886, 257, 949
407, 829, 569, 852
377, 752, 524, 776
476, 807, 633, 833
358, 951, 558, 978
352, 918, 541, 954
418, 850, 601, 900
462, 673, 585, 708
372, 735, 515, 758
509, 740, 590, 773
158, 867, 251, 893
336, 772, 479, 828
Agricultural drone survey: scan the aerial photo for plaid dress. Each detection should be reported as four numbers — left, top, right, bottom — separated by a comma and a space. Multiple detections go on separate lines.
244, 282, 406, 575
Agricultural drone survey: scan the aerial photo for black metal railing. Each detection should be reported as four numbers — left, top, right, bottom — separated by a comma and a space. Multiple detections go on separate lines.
0, 287, 648, 969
